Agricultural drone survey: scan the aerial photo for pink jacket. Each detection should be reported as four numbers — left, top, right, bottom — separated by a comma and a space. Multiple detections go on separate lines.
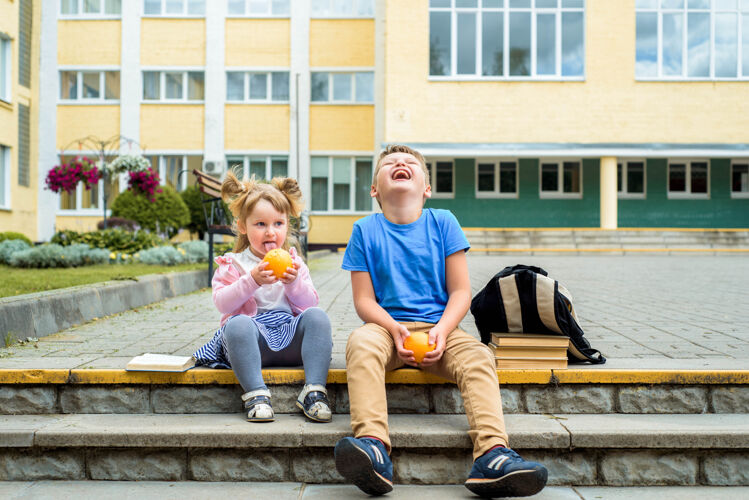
211, 252, 319, 327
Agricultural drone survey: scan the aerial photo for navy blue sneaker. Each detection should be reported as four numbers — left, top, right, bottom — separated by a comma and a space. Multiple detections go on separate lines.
334, 437, 393, 495
465, 447, 547, 498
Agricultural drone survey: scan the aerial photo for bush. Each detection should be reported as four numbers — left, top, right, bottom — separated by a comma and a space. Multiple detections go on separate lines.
97, 217, 139, 231
177, 240, 209, 263
0, 232, 33, 245
136, 246, 185, 266
59, 243, 110, 266
180, 185, 206, 239
8, 243, 110, 268
213, 242, 234, 256
0, 239, 31, 264
111, 185, 190, 239
51, 228, 164, 254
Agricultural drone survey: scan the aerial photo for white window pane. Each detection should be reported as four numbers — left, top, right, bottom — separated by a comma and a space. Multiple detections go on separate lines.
228, 0, 245, 15
227, 72, 245, 100
562, 162, 580, 192
537, 13, 556, 75
0, 148, 6, 206
484, 0, 503, 6
688, 0, 710, 7
84, 0, 101, 14
272, 0, 290, 15
226, 156, 244, 176
732, 164, 749, 192
457, 13, 477, 74
636, 12, 658, 77
165, 0, 183, 14
482, 11, 504, 76
333, 158, 351, 182
271, 72, 289, 100
333, 0, 354, 16
332, 73, 352, 101
249, 73, 268, 99
82, 72, 100, 98
311, 72, 329, 101
61, 0, 78, 14
716, 0, 737, 8
536, 0, 556, 7
311, 157, 329, 211
144, 0, 161, 15
541, 163, 558, 191
104, 0, 121, 14
188, 0, 205, 15
355, 159, 372, 211
743, 15, 749, 76
311, 0, 329, 17
104, 71, 120, 99
354, 72, 373, 102
627, 162, 645, 193
509, 12, 531, 76
61, 71, 78, 99
164, 156, 182, 190
500, 162, 517, 192
561, 11, 584, 76
143, 71, 159, 99
430, 11, 452, 75
458, 0, 478, 7
477, 164, 495, 191
637, 0, 658, 8
687, 13, 710, 77
662, 13, 683, 76
187, 72, 204, 100
435, 162, 453, 193
691, 161, 708, 193
715, 13, 738, 77
510, 0, 531, 6
0, 41, 7, 100
661, 0, 683, 8
311, 157, 328, 177
561, 0, 583, 6
430, 0, 451, 6
249, 158, 265, 179
165, 72, 183, 99
249, 0, 269, 14
743, 0, 749, 10
669, 164, 686, 191
81, 181, 99, 209
356, 0, 374, 16
271, 158, 288, 177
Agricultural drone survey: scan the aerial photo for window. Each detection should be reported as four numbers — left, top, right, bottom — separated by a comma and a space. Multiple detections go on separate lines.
636, 0, 749, 79
668, 159, 709, 197
227, 0, 290, 16
539, 159, 582, 197
617, 160, 646, 198
424, 159, 455, 198
144, 155, 201, 191
57, 155, 118, 212
0, 36, 10, 102
732, 160, 749, 197
225, 155, 288, 182
0, 145, 9, 209
59, 70, 120, 102
60, 0, 122, 16
476, 160, 518, 197
226, 71, 289, 102
311, 0, 374, 18
310, 156, 373, 212
142, 71, 204, 101
310, 72, 374, 103
143, 0, 205, 16
19, 0, 31, 88
429, 0, 585, 78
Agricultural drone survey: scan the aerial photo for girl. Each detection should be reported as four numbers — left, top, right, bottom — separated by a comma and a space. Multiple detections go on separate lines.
194, 172, 333, 423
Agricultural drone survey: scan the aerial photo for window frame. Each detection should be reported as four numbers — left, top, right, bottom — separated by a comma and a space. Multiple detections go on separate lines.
310, 0, 375, 19
617, 158, 647, 199
309, 155, 375, 214
142, 0, 206, 18
428, 0, 586, 80
667, 158, 710, 199
59, 0, 122, 19
0, 145, 10, 210
0, 35, 11, 103
225, 154, 290, 182
730, 158, 749, 198
474, 158, 519, 198
144, 154, 203, 192
538, 158, 583, 199
58, 68, 121, 104
226, 0, 291, 18
635, 0, 749, 80
56, 154, 113, 215
225, 69, 291, 103
141, 69, 205, 103
425, 158, 455, 199
309, 69, 375, 104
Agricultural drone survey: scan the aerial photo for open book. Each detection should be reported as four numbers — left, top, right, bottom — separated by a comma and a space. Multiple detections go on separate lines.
126, 353, 196, 372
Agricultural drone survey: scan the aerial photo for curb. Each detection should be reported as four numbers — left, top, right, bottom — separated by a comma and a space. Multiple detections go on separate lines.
0, 270, 209, 343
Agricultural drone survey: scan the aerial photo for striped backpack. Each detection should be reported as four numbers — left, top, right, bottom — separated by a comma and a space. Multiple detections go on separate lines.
470, 264, 606, 364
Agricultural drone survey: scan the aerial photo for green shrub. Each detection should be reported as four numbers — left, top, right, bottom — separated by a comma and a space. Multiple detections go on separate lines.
51, 228, 164, 254
177, 240, 208, 263
0, 232, 33, 245
0, 239, 31, 264
97, 217, 139, 231
8, 243, 110, 268
111, 185, 190, 239
180, 185, 206, 238
137, 246, 185, 266
213, 242, 234, 256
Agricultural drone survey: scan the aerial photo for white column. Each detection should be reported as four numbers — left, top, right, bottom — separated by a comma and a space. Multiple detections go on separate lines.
290, 0, 310, 194
36, 3, 58, 241
600, 156, 618, 230
120, 0, 140, 151
204, 2, 226, 167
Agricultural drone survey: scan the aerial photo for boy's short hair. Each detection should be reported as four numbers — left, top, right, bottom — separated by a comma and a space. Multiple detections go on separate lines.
372, 144, 430, 186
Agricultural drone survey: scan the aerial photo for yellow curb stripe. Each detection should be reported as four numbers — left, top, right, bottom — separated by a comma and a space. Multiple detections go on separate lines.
468, 248, 749, 253
0, 369, 70, 384
552, 369, 749, 385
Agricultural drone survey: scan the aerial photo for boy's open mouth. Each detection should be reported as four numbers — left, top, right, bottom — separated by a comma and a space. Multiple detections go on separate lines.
263, 242, 278, 252
392, 168, 411, 181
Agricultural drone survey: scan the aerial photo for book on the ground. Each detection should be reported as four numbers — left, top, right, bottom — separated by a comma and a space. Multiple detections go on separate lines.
495, 357, 568, 369
488, 333, 569, 369
126, 353, 196, 372
490, 333, 570, 348
488, 343, 568, 359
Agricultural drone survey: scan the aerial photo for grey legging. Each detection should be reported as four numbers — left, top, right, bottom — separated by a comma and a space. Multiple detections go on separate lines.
222, 307, 332, 392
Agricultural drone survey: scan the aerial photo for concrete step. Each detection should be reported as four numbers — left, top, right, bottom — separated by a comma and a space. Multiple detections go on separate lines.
2, 369, 748, 415
1, 413, 747, 485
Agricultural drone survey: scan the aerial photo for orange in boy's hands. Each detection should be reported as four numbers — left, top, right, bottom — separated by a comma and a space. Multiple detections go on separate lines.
262, 249, 293, 278
403, 331, 436, 364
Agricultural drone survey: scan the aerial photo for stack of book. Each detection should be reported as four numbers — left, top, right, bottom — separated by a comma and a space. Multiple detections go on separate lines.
489, 333, 569, 370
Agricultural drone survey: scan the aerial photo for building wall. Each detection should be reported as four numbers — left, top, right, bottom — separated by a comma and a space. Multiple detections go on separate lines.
225, 105, 289, 151
141, 19, 205, 66
225, 19, 289, 66
58, 20, 120, 65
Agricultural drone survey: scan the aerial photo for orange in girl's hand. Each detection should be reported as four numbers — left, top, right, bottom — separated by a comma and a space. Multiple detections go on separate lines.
403, 331, 436, 364
262, 248, 293, 278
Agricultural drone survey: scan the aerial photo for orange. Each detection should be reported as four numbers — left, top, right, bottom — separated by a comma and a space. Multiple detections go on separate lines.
403, 331, 436, 364
262, 248, 293, 278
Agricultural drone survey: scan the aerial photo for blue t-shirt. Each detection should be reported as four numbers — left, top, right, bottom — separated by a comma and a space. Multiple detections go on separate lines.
342, 208, 470, 323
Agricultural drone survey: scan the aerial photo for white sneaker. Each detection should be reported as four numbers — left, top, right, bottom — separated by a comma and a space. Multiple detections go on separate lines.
242, 388, 274, 422
296, 384, 332, 423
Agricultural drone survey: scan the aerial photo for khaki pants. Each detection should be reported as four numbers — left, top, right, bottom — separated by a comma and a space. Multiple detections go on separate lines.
345, 322, 509, 460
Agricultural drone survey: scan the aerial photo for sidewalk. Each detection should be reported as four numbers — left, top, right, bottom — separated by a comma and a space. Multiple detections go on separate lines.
0, 252, 747, 371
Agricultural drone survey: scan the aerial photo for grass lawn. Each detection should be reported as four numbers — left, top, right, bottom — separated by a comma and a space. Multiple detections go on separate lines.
0, 263, 206, 298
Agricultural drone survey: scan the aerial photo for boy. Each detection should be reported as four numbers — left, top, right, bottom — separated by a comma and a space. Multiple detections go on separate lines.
334, 145, 548, 498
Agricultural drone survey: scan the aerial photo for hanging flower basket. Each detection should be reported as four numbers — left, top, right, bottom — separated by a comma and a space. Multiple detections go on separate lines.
45, 156, 102, 194
127, 167, 163, 202
107, 154, 151, 176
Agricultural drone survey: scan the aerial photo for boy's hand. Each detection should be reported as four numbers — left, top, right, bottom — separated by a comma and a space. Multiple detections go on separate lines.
251, 261, 277, 286
419, 325, 450, 367
392, 324, 417, 367
279, 248, 301, 285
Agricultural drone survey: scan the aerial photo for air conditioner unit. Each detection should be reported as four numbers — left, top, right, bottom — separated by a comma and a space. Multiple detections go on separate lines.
202, 160, 224, 175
